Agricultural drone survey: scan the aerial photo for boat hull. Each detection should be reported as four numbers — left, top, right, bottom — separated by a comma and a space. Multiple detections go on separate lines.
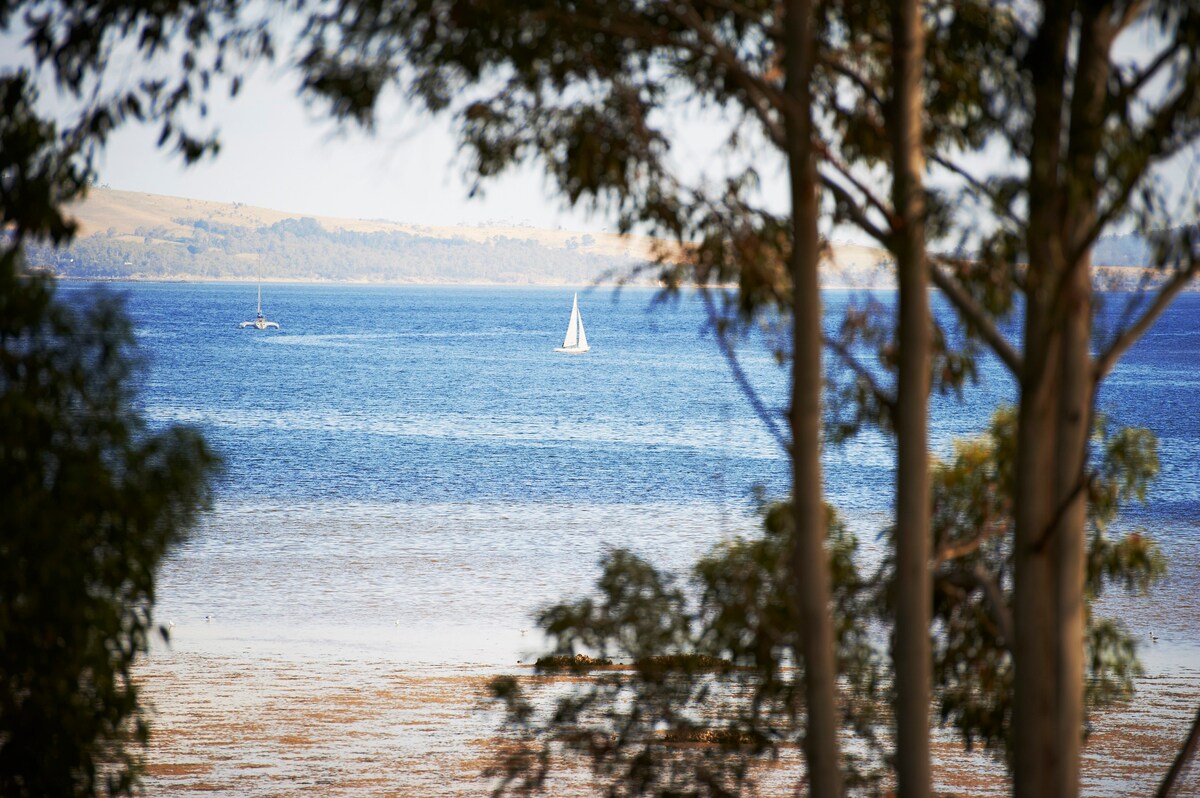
554, 346, 590, 354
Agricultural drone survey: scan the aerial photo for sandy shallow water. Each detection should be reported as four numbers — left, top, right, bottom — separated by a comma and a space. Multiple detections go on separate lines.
137, 646, 1200, 797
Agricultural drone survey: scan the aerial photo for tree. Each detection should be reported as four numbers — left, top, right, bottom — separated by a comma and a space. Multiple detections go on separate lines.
287, 0, 1200, 794
888, 2, 932, 794
0, 262, 218, 796
923, 5, 1200, 796
1, 14, 224, 797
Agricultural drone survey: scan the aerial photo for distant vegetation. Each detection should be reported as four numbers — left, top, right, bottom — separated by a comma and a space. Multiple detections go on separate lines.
24, 207, 1177, 287
22, 216, 649, 284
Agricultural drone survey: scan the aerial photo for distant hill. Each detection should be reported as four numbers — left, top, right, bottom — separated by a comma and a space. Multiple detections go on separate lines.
22, 188, 657, 285
21, 187, 1185, 290
23, 187, 898, 287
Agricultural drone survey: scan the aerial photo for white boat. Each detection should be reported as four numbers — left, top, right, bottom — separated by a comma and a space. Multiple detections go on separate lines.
554, 293, 590, 354
239, 285, 280, 330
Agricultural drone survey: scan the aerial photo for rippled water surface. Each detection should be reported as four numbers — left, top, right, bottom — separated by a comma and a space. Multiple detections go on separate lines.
48, 281, 1200, 795
53, 282, 1200, 664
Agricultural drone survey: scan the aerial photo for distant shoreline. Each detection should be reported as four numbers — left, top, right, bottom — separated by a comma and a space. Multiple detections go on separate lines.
47, 273, 1196, 293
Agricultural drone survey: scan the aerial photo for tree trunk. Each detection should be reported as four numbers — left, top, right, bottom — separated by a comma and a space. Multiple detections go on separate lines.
1053, 256, 1091, 798
1015, 4, 1121, 796
1013, 4, 1070, 796
783, 1, 842, 796
1055, 11, 1114, 795
890, 0, 931, 795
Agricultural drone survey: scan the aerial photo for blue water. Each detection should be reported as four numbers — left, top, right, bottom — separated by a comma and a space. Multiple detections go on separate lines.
54, 282, 1200, 662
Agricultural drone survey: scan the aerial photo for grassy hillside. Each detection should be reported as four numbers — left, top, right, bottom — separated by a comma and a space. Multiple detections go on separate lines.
21, 187, 1180, 290
20, 187, 900, 287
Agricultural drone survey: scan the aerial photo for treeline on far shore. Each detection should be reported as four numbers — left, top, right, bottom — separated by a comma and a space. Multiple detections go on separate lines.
18, 213, 1184, 288
21, 216, 649, 285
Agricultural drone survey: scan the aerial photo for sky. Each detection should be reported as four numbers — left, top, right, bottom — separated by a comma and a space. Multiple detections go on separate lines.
2, 13, 1194, 240
93, 65, 613, 232
0, 27, 631, 233
1, 16, 793, 238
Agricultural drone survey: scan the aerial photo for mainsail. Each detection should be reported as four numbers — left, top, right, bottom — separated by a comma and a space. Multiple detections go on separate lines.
555, 293, 590, 353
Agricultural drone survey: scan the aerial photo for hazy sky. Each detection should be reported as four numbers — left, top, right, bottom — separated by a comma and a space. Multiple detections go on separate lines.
94, 65, 614, 231
3, 16, 1194, 238
0, 20, 789, 236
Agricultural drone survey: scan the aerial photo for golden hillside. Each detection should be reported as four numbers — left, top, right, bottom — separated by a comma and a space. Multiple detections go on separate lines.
66, 187, 664, 262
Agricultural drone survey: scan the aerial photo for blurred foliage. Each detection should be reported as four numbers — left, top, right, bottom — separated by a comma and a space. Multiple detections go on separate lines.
488, 408, 1162, 793
0, 262, 218, 796
905, 408, 1164, 756
487, 507, 887, 796
2, 2, 239, 794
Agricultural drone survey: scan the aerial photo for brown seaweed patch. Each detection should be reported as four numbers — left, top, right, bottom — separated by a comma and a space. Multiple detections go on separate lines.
275, 734, 316, 747
636, 654, 736, 673
534, 654, 614, 673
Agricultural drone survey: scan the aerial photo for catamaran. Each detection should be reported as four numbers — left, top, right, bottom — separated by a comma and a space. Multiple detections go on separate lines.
240, 284, 280, 330
554, 293, 590, 354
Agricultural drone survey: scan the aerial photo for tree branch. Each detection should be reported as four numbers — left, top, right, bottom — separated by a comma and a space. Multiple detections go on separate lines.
1087, 75, 1200, 259
819, 52, 886, 112
927, 258, 1023, 377
816, 141, 894, 222
822, 332, 897, 416
665, 2, 791, 147
1156, 703, 1200, 798
937, 566, 1015, 648
929, 152, 1020, 228
1094, 255, 1200, 381
699, 287, 790, 452
817, 173, 891, 245
1114, 37, 1180, 105
934, 521, 1007, 565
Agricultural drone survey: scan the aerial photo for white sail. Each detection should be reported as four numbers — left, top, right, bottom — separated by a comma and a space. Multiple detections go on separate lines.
563, 296, 580, 348
575, 302, 588, 350
555, 293, 590, 353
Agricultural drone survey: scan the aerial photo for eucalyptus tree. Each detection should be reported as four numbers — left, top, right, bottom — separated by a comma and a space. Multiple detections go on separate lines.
0, 6, 239, 794
931, 5, 1200, 796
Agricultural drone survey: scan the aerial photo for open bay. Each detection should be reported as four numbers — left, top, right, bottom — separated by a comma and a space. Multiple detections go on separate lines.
57, 281, 1200, 794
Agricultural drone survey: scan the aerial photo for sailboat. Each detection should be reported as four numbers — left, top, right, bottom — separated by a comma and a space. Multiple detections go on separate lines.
239, 284, 280, 329
554, 293, 590, 354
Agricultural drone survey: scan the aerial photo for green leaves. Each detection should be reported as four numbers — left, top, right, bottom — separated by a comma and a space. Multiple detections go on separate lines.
487, 504, 885, 796
0, 268, 218, 797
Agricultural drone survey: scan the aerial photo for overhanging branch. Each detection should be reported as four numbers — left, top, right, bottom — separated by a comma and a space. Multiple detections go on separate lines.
928, 258, 1022, 377
1095, 255, 1200, 381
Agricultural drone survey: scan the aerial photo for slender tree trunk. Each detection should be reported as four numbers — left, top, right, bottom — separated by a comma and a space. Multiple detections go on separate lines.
1013, 4, 1070, 796
783, 1, 842, 795
890, 0, 931, 796
1053, 257, 1091, 798
1016, 5, 1123, 796
1055, 12, 1114, 795
1013, 310, 1062, 798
